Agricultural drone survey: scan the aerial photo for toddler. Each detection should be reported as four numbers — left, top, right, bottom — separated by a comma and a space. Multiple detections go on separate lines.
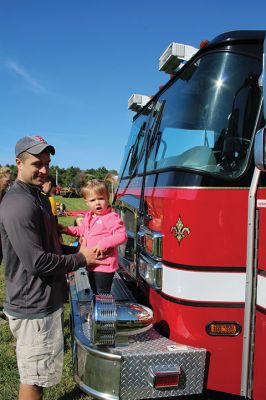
60, 179, 127, 294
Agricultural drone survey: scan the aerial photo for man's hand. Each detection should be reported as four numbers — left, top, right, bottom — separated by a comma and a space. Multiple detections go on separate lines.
92, 245, 104, 258
79, 244, 110, 266
58, 223, 67, 234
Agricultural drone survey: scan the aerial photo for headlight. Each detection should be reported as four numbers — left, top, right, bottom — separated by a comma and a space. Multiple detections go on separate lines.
139, 253, 162, 290
138, 225, 163, 260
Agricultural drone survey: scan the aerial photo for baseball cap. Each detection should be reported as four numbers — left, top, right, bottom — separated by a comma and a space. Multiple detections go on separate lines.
15, 135, 55, 157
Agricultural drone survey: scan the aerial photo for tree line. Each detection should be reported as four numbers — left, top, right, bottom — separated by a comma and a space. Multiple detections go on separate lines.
3, 164, 118, 189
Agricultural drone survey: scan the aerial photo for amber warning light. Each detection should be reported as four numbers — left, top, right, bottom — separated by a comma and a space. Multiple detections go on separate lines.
144, 235, 153, 255
206, 321, 242, 336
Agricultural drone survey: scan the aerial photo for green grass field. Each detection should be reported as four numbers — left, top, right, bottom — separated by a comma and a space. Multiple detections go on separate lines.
0, 197, 93, 400
55, 195, 88, 212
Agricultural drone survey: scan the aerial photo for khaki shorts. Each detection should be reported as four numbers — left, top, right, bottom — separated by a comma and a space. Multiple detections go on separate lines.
5, 308, 64, 387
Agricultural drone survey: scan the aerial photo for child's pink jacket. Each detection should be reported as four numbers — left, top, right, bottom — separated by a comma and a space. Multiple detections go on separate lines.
65, 207, 127, 273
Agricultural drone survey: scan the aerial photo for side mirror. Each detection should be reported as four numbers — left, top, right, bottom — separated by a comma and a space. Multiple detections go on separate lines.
254, 39, 266, 171
254, 127, 266, 171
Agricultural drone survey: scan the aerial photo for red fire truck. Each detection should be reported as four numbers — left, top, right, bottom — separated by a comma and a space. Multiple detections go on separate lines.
69, 30, 266, 400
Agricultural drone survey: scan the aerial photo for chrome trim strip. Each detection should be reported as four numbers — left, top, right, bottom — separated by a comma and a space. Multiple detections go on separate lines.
118, 183, 257, 190
241, 167, 260, 398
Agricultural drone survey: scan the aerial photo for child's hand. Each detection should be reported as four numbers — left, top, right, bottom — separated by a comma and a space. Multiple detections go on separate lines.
92, 246, 104, 258
79, 236, 86, 247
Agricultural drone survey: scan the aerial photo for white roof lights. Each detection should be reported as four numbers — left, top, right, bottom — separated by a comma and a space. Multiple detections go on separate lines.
159, 42, 198, 74
128, 94, 151, 112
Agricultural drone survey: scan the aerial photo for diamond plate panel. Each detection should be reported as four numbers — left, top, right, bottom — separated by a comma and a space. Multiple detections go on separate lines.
116, 329, 205, 399
120, 350, 205, 399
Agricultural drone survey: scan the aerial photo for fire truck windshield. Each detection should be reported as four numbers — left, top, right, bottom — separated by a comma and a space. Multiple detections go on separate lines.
145, 50, 262, 179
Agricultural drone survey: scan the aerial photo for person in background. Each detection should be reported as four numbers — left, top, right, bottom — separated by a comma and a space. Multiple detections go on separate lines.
59, 179, 127, 294
42, 174, 58, 221
75, 215, 84, 227
58, 202, 66, 215
0, 166, 13, 263
0, 136, 108, 400
0, 166, 13, 202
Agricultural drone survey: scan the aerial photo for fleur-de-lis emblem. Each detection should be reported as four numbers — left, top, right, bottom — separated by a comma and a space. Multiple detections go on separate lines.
171, 215, 190, 245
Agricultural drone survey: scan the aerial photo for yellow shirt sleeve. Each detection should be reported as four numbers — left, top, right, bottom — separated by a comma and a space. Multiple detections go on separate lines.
49, 195, 58, 217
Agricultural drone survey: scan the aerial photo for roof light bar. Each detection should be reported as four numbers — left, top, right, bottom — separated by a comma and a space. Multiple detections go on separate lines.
128, 94, 150, 112
159, 42, 198, 74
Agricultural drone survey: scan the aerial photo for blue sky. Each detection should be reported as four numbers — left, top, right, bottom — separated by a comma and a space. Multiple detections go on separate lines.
1, 0, 266, 171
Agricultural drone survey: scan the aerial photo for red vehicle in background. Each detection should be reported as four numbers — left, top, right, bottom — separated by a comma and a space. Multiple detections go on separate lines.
55, 185, 61, 195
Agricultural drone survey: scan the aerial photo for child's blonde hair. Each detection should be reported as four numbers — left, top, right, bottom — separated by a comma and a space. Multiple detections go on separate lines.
81, 179, 109, 201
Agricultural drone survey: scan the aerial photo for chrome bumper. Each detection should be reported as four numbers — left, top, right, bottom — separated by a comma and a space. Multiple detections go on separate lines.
69, 269, 206, 400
